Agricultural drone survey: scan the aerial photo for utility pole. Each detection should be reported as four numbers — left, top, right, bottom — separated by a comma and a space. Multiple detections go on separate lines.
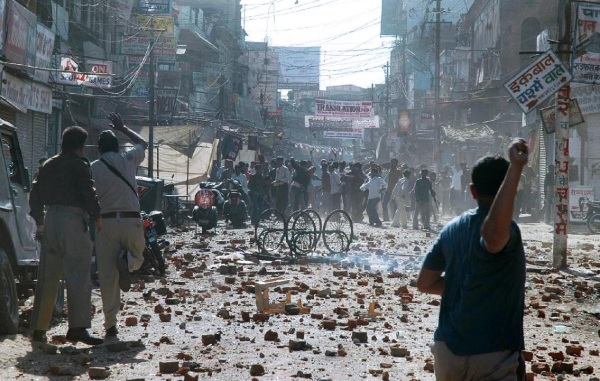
148, 16, 156, 178
433, 0, 441, 171
553, 0, 571, 268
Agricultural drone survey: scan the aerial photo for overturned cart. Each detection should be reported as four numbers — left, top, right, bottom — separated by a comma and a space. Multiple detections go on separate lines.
254, 208, 353, 258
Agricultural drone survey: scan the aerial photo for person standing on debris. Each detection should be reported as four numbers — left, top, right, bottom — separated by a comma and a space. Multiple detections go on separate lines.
329, 162, 343, 211
272, 156, 291, 215
91, 113, 148, 339
29, 126, 104, 346
360, 167, 386, 227
382, 158, 400, 222
391, 169, 411, 228
416, 139, 528, 381
412, 169, 435, 230
248, 163, 267, 225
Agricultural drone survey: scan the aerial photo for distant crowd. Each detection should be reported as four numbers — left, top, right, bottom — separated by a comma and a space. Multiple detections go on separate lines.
208, 154, 542, 229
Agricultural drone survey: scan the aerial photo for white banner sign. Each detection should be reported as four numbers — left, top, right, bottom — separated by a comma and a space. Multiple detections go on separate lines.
323, 128, 364, 139
504, 50, 572, 114
29, 82, 52, 114
1, 71, 29, 113
304, 115, 380, 129
315, 99, 373, 118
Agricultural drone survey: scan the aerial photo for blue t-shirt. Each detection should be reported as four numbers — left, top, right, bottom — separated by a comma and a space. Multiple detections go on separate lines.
422, 208, 525, 356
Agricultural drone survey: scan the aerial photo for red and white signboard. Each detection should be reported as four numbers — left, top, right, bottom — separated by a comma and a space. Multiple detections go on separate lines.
569, 186, 595, 222
315, 99, 373, 118
55, 57, 113, 88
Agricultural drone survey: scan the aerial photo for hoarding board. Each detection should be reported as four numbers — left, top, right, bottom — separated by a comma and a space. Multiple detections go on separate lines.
138, 0, 170, 14
122, 36, 176, 56
274, 46, 320, 90
136, 15, 174, 36
569, 187, 594, 222
323, 129, 364, 139
34, 23, 55, 83
314, 99, 374, 118
305, 115, 380, 130
572, 3, 600, 83
503, 50, 572, 114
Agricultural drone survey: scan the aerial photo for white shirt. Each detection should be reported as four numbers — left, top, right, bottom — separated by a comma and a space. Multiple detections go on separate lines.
330, 170, 342, 194
392, 177, 410, 198
91, 144, 145, 213
275, 165, 291, 184
360, 176, 387, 199
450, 167, 463, 190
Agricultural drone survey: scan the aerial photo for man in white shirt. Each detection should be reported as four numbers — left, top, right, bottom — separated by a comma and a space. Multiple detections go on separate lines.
231, 163, 249, 196
450, 164, 463, 215
391, 169, 411, 228
329, 162, 342, 211
91, 113, 147, 339
360, 168, 387, 227
273, 157, 291, 214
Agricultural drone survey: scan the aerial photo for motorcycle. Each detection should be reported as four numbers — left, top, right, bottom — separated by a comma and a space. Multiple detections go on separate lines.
223, 190, 248, 228
192, 189, 221, 233
139, 211, 167, 275
586, 199, 600, 234
199, 179, 244, 215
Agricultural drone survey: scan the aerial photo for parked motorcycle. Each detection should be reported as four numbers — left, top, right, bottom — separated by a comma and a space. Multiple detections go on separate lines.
140, 211, 167, 275
199, 179, 243, 215
192, 189, 221, 233
223, 190, 248, 228
586, 199, 600, 234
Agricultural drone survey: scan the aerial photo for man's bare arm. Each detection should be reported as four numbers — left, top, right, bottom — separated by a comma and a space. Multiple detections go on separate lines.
416, 268, 444, 295
108, 112, 148, 150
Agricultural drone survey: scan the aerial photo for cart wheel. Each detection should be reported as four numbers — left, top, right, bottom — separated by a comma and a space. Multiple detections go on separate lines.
288, 210, 318, 257
323, 209, 353, 253
255, 208, 286, 252
303, 209, 322, 250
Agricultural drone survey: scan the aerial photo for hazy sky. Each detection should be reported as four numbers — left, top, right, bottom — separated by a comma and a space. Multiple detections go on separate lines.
241, 0, 398, 90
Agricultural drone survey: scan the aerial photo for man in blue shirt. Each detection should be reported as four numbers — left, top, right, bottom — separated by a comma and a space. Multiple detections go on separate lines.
417, 139, 528, 381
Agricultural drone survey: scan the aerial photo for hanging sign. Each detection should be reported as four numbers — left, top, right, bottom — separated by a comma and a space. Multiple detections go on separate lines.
315, 99, 373, 118
504, 49, 572, 114
572, 3, 600, 83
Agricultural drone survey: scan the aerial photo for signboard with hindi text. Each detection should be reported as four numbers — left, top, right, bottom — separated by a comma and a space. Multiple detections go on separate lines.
504, 49, 572, 114
573, 3, 600, 83
569, 186, 595, 222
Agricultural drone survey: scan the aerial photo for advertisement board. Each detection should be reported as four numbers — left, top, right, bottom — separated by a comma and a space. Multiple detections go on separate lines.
572, 3, 600, 83
323, 129, 364, 140
29, 83, 52, 114
569, 186, 595, 222
55, 57, 113, 88
138, 0, 170, 14
136, 15, 174, 36
305, 115, 379, 130
34, 23, 55, 83
275, 46, 320, 90
122, 36, 176, 56
1, 72, 29, 113
315, 99, 373, 118
504, 49, 572, 114
4, 0, 35, 65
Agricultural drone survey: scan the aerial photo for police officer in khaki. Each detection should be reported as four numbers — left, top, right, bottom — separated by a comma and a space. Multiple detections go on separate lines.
29, 126, 104, 346
91, 112, 147, 339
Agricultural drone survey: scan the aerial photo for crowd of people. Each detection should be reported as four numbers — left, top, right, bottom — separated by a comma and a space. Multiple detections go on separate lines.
207, 154, 536, 230
27, 122, 531, 380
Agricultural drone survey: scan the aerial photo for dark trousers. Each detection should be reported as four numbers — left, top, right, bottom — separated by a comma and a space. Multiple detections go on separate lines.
351, 190, 365, 222
250, 192, 265, 225
275, 184, 289, 215
330, 192, 342, 211
366, 197, 381, 225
